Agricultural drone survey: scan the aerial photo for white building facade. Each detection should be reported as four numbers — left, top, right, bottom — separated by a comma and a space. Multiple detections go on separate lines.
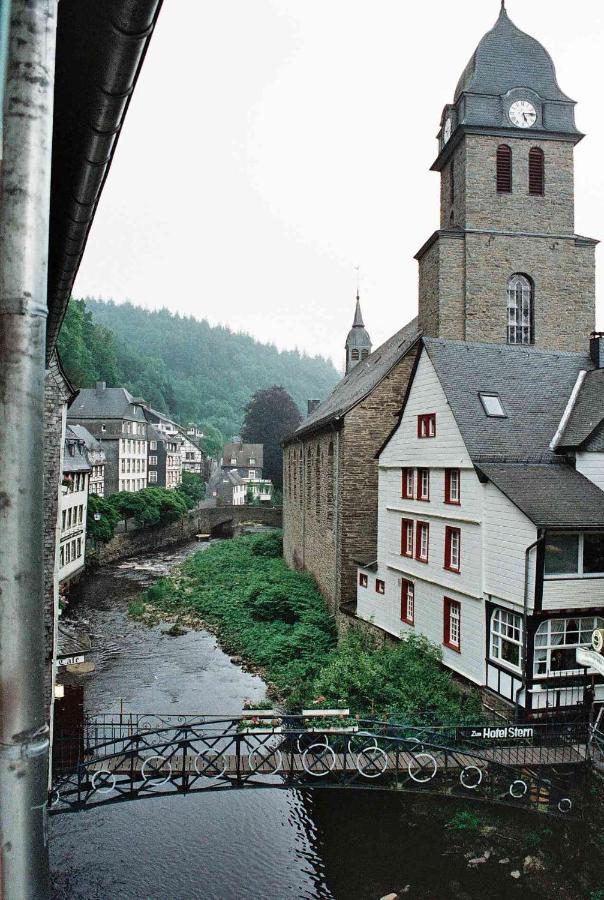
59, 429, 91, 584
357, 339, 604, 718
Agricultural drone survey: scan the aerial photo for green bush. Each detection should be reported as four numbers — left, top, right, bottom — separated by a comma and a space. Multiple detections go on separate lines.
248, 586, 299, 623
446, 810, 483, 832
250, 530, 283, 557
87, 493, 120, 543
176, 471, 205, 508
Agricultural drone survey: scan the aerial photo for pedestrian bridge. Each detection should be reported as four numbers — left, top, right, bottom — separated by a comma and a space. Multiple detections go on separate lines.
50, 710, 599, 819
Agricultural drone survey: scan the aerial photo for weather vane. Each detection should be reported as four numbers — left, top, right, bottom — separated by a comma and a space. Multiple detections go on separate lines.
354, 264, 360, 299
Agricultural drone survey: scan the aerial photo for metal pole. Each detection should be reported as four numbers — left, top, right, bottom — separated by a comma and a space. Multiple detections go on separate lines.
0, 2, 58, 898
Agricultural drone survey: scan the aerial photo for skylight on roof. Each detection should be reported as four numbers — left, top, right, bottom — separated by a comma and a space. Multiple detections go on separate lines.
479, 393, 506, 418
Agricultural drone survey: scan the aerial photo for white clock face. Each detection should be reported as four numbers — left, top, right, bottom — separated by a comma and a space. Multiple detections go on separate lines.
443, 117, 452, 143
509, 100, 537, 128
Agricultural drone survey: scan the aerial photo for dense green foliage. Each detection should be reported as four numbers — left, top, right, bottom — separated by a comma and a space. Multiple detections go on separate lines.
86, 494, 121, 544
177, 471, 206, 506
58, 298, 339, 449
241, 386, 302, 488
111, 487, 189, 529
134, 531, 482, 722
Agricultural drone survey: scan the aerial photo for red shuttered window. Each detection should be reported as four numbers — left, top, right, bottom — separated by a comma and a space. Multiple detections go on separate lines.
415, 521, 429, 563
529, 147, 544, 195
401, 518, 414, 557
417, 468, 430, 501
444, 526, 461, 573
496, 144, 512, 193
401, 579, 415, 625
375, 579, 385, 595
417, 414, 436, 438
401, 468, 415, 499
444, 468, 461, 504
359, 573, 368, 588
444, 597, 461, 651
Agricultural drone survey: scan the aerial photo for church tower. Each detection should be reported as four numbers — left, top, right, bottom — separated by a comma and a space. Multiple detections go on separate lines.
345, 292, 372, 374
417, 2, 596, 352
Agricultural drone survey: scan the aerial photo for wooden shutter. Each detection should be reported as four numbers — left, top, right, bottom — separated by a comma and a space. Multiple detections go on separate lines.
496, 145, 512, 193
529, 147, 544, 195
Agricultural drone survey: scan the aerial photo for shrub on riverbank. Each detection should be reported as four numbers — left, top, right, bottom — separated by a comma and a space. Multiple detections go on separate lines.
133, 530, 482, 722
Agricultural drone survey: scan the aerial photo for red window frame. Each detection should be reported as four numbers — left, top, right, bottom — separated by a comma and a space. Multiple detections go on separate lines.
415, 521, 429, 563
401, 467, 415, 499
401, 518, 414, 557
444, 526, 461, 573
417, 468, 430, 501
417, 413, 436, 439
359, 572, 368, 588
401, 579, 415, 625
375, 579, 385, 595
444, 468, 461, 505
443, 597, 461, 651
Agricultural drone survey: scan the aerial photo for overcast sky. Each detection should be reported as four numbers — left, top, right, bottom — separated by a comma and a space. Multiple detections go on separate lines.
74, 0, 604, 369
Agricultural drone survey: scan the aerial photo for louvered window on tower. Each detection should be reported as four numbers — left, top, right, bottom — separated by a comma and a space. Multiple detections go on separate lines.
529, 147, 544, 195
496, 144, 512, 193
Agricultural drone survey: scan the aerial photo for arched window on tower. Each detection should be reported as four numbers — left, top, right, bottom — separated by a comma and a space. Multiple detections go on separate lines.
361, 349, 369, 360
496, 144, 512, 193
507, 274, 534, 345
529, 147, 544, 195
351, 348, 360, 361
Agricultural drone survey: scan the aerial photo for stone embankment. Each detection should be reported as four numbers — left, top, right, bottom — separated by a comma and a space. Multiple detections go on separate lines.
89, 504, 282, 567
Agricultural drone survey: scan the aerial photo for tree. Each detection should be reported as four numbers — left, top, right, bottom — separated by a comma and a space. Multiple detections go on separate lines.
176, 471, 205, 508
241, 386, 302, 489
87, 494, 120, 543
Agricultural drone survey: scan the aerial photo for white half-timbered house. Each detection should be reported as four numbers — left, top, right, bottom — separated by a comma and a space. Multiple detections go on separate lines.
356, 336, 604, 718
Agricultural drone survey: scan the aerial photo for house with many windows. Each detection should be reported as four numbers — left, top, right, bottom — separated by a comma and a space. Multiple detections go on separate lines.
68, 424, 106, 496
356, 336, 604, 717
222, 441, 273, 502
68, 382, 148, 494
58, 427, 91, 585
147, 426, 183, 488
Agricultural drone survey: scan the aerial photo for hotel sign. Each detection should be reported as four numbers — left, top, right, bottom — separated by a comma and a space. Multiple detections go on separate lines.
456, 725, 535, 741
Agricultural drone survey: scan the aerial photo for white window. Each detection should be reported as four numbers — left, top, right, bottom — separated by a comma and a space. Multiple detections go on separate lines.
544, 532, 604, 577
248, 469, 255, 479
507, 273, 533, 345
150, 440, 157, 451
534, 616, 604, 677
148, 471, 158, 483
76, 537, 82, 558
249, 457, 256, 465
230, 457, 237, 465
479, 393, 506, 417
60, 546, 64, 567
65, 543, 71, 564
149, 456, 157, 466
490, 609, 523, 671
101, 424, 106, 433
61, 510, 66, 531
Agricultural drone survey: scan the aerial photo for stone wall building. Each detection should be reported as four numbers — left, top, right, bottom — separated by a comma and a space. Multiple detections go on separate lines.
283, 5, 597, 619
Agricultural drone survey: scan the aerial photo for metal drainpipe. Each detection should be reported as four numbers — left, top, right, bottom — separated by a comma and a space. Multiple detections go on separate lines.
0, 2, 58, 898
515, 533, 544, 721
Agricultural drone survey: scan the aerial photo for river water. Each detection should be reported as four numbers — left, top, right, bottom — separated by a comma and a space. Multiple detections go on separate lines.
49, 541, 569, 900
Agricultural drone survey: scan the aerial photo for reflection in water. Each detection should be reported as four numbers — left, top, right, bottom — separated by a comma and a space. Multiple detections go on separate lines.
50, 541, 554, 899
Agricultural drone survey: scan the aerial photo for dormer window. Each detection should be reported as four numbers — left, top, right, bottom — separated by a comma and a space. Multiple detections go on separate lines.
479, 393, 506, 417
417, 414, 436, 438
249, 458, 256, 465
230, 457, 237, 465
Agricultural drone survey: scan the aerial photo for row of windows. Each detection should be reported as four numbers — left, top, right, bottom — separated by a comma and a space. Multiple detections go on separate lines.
122, 421, 145, 436
120, 439, 146, 455
286, 444, 334, 524
118, 478, 146, 492
121, 457, 146, 474
496, 145, 544, 195
61, 505, 84, 533
402, 467, 460, 504
401, 518, 461, 572
350, 348, 369, 361
544, 532, 604, 577
63, 473, 87, 494
60, 537, 83, 569
90, 465, 104, 480
89, 484, 104, 498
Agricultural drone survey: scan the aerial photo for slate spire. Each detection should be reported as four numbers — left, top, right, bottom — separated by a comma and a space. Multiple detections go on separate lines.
345, 291, 372, 375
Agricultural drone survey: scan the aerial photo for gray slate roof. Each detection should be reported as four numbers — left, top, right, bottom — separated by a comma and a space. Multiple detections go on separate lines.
63, 426, 92, 473
558, 369, 604, 450
478, 463, 604, 528
455, 6, 571, 103
290, 317, 420, 441
68, 424, 102, 452
223, 443, 263, 469
68, 385, 146, 421
424, 338, 592, 464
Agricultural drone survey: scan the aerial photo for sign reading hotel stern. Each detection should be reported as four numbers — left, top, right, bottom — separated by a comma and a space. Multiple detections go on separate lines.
456, 725, 535, 741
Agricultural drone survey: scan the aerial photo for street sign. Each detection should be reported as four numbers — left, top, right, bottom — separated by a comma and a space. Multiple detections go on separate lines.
456, 725, 535, 741
56, 654, 85, 667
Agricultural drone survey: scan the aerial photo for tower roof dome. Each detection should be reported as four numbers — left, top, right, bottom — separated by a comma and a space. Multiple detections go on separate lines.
455, 4, 572, 104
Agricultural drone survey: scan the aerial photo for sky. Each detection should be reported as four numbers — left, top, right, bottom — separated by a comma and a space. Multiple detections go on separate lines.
74, 0, 604, 369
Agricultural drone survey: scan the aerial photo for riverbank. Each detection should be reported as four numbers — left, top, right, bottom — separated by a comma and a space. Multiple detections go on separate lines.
130, 529, 483, 721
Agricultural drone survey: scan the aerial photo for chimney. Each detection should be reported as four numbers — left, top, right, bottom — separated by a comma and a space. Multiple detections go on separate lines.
590, 332, 604, 369
95, 381, 106, 392
307, 399, 321, 416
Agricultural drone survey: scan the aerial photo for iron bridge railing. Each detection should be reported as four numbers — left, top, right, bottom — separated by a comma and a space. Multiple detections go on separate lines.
50, 713, 591, 818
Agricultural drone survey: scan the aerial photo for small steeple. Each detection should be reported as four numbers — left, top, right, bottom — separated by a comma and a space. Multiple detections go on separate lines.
345, 291, 372, 375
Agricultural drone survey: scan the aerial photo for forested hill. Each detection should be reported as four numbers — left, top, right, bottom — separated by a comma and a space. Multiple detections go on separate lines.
58, 298, 340, 446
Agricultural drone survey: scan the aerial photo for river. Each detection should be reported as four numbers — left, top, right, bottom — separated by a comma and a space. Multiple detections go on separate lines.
49, 540, 579, 900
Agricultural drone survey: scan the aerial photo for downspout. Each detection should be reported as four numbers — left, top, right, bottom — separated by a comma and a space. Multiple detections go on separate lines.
0, 2, 58, 897
516, 533, 544, 721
